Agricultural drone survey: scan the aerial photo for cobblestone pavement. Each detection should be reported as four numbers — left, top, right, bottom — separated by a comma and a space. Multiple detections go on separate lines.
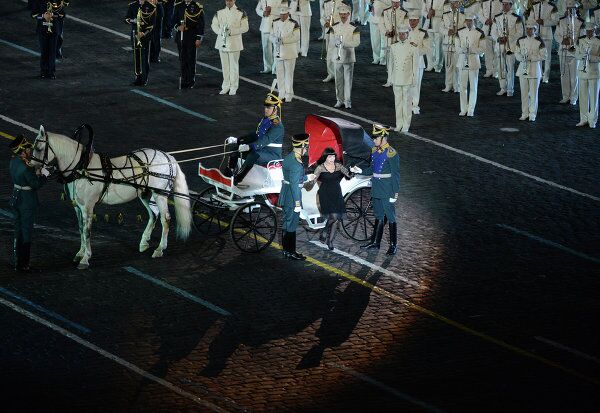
0, 0, 599, 412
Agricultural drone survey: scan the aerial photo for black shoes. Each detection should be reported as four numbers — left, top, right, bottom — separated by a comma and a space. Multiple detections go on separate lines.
361, 219, 384, 249
282, 231, 306, 260
386, 222, 397, 255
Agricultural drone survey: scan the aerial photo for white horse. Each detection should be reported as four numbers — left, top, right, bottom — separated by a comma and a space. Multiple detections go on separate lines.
30, 125, 192, 269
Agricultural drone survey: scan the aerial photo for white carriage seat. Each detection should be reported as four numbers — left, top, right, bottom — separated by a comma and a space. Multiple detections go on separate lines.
235, 159, 284, 192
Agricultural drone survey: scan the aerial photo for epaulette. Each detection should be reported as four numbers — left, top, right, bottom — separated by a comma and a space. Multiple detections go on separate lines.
289, 17, 298, 24
383, 6, 392, 12
444, 10, 451, 14
419, 28, 428, 35
400, 7, 408, 13
531, 0, 540, 5
273, 17, 281, 21
577, 16, 584, 22
494, 12, 503, 18
578, 34, 585, 39
387, 148, 397, 157
592, 5, 600, 12
353, 26, 360, 33
559, 15, 567, 20
458, 26, 466, 31
512, 13, 521, 20
476, 27, 485, 38
550, 3, 557, 12
332, 21, 339, 26
518, 35, 526, 41
536, 36, 545, 47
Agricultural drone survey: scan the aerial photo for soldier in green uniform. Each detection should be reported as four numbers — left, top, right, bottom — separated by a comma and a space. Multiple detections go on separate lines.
279, 133, 314, 260
352, 124, 400, 255
8, 135, 50, 272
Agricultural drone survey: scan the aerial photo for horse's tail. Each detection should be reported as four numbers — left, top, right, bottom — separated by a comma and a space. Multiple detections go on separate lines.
173, 163, 192, 240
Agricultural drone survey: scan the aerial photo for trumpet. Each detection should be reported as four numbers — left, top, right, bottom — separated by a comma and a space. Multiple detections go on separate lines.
391, 8, 398, 44
464, 36, 470, 69
43, 2, 54, 34
522, 46, 529, 76
582, 44, 591, 73
275, 33, 282, 58
221, 24, 229, 48
503, 15, 512, 55
336, 35, 344, 60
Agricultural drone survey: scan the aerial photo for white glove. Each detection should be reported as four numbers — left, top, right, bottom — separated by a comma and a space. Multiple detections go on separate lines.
130, 18, 137, 24
226, 136, 237, 144
306, 173, 316, 181
40, 168, 51, 177
389, 197, 397, 203
238, 144, 250, 152
294, 205, 302, 213
350, 165, 362, 174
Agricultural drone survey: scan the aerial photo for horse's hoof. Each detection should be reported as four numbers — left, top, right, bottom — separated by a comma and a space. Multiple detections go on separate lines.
152, 250, 163, 258
139, 243, 149, 252
77, 262, 89, 270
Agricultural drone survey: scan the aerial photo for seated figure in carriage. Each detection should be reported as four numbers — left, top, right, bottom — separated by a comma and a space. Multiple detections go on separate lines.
227, 92, 284, 185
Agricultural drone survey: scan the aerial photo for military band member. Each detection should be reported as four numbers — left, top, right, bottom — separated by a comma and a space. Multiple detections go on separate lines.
389, 26, 419, 131
479, 0, 502, 77
271, 7, 301, 102
575, 22, 600, 128
125, 0, 157, 86
528, 0, 558, 83
256, 0, 282, 73
441, 0, 465, 92
279, 134, 315, 260
53, 0, 69, 59
353, 124, 400, 256
150, 0, 164, 62
382, 0, 408, 87
352, 0, 368, 24
228, 92, 284, 184
555, 1, 584, 104
368, 0, 392, 65
211, 0, 249, 95
407, 11, 431, 114
321, 0, 342, 81
423, 0, 446, 71
329, 4, 361, 108
31, 0, 61, 79
457, 15, 485, 116
516, 17, 547, 121
174, 0, 205, 89
290, 0, 315, 57
162, 0, 176, 38
491, 0, 523, 96
8, 135, 50, 272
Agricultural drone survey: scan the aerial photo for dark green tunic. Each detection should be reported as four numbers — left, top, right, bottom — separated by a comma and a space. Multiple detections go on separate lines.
9, 157, 46, 242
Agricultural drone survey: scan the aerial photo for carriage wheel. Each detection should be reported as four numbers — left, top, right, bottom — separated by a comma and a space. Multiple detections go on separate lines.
192, 187, 231, 236
230, 201, 277, 253
342, 187, 375, 241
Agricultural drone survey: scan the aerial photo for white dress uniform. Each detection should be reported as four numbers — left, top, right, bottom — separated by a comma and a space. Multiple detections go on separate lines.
456, 24, 485, 116
352, 0, 367, 24
322, 0, 343, 80
423, 0, 447, 71
329, 15, 361, 108
515, 30, 547, 121
491, 9, 524, 96
554, 10, 585, 104
211, 4, 249, 95
575, 29, 600, 128
441, 6, 466, 92
591, 6, 600, 27
368, 0, 392, 64
256, 0, 282, 73
290, 0, 315, 56
529, 1, 558, 83
382, 3, 409, 85
407, 21, 431, 113
271, 11, 301, 101
319, 0, 326, 39
479, 0, 502, 77
389, 29, 420, 131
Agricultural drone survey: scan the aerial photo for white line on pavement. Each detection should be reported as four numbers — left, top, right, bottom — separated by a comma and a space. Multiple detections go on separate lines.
0, 296, 229, 412
535, 336, 600, 367
330, 363, 446, 413
309, 240, 425, 288
0, 114, 38, 133
58, 11, 600, 204
496, 224, 600, 265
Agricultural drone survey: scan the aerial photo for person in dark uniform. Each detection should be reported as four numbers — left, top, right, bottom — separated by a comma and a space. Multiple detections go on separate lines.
227, 92, 284, 184
353, 124, 400, 255
150, 0, 164, 62
54, 0, 69, 59
279, 134, 315, 260
173, 0, 205, 88
8, 135, 50, 272
162, 0, 176, 38
31, 0, 60, 79
125, 0, 157, 86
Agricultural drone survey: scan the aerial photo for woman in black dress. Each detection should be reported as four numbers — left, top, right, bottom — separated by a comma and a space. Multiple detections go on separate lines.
310, 147, 352, 250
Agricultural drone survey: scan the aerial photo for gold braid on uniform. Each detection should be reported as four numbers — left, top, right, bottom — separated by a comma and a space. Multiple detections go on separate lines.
292, 133, 309, 148
184, 4, 203, 23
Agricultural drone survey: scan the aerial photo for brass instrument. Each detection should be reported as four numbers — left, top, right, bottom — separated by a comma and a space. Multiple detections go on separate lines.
581, 44, 591, 73
503, 14, 513, 55
447, 9, 459, 61
336, 35, 344, 60
221, 23, 229, 48
43, 2, 54, 34
135, 7, 143, 47
391, 7, 398, 44
464, 36, 470, 68
522, 43, 529, 76
321, 0, 338, 60
423, 0, 435, 31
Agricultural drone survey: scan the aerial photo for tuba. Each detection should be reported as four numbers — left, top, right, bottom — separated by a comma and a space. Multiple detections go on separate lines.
44, 2, 55, 33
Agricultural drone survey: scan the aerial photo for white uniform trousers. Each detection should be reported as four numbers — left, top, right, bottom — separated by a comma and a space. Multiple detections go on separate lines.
276, 58, 297, 101
334, 62, 354, 104
412, 67, 424, 111
219, 51, 241, 92
261, 32, 274, 72
297, 15, 311, 56
444, 51, 459, 91
459, 69, 479, 114
558, 54, 578, 104
325, 38, 335, 77
352, 0, 366, 24
579, 78, 600, 127
369, 22, 385, 63
498, 52, 516, 94
483, 37, 498, 76
519, 77, 541, 120
541, 36, 552, 82
426, 32, 444, 71
393, 85, 413, 131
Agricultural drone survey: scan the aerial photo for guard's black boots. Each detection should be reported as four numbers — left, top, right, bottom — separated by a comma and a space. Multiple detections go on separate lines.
287, 232, 306, 260
281, 231, 290, 258
386, 222, 397, 255
361, 219, 384, 249
13, 239, 21, 271
17, 242, 32, 272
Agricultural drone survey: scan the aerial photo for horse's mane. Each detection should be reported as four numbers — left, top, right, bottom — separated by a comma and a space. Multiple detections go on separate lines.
47, 132, 82, 159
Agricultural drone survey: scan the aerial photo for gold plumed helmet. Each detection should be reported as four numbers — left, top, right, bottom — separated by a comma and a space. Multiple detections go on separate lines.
292, 133, 309, 148
9, 134, 33, 154
372, 123, 391, 138
264, 91, 283, 119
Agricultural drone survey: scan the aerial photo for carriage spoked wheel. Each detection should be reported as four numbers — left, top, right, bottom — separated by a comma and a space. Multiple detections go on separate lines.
230, 201, 277, 253
192, 186, 231, 236
342, 187, 375, 241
